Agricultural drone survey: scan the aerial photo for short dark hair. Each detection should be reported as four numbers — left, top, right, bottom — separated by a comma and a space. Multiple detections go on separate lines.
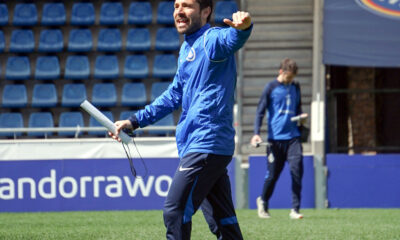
280, 58, 298, 75
196, 0, 213, 23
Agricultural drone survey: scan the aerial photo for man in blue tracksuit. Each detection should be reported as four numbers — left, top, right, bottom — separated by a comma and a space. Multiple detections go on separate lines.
251, 58, 307, 220
109, 0, 252, 239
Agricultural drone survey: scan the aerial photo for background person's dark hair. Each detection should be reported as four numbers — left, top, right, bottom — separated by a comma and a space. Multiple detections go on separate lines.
196, 0, 213, 23
280, 58, 298, 75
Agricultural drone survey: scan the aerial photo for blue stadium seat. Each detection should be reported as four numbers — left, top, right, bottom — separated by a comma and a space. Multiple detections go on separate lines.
89, 111, 113, 136
31, 84, 58, 108
0, 31, 4, 52
10, 30, 34, 53
94, 55, 119, 79
128, 2, 152, 25
97, 28, 122, 52
157, 1, 175, 25
155, 27, 180, 51
92, 83, 117, 107
121, 82, 147, 107
126, 28, 151, 52
13, 3, 37, 26
151, 82, 171, 101
153, 54, 177, 78
38, 29, 63, 52
59, 112, 84, 137
35, 56, 60, 80
0, 4, 8, 26
119, 111, 143, 136
0, 113, 24, 137
119, 111, 136, 121
148, 114, 175, 136
28, 112, 54, 137
6, 56, 31, 80
100, 2, 124, 25
71, 3, 95, 26
65, 55, 90, 80
214, 1, 238, 24
2, 85, 27, 108
41, 3, 66, 26
68, 29, 93, 52
62, 83, 87, 107
124, 55, 149, 79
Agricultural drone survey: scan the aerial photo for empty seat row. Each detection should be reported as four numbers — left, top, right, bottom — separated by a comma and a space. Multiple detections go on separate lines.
0, 2, 172, 26
2, 84, 57, 108
3, 54, 177, 80
0, 1, 238, 27
0, 28, 180, 53
0, 111, 175, 137
4, 56, 60, 80
67, 28, 159, 52
1, 81, 171, 108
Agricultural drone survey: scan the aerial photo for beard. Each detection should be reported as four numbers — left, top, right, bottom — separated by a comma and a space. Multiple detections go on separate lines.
175, 13, 203, 35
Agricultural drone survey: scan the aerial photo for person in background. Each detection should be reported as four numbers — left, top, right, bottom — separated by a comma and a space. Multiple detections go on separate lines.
251, 58, 307, 220
109, 0, 253, 238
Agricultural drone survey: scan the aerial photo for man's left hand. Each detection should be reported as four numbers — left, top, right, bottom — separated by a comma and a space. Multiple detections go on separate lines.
223, 11, 252, 30
299, 113, 308, 125
108, 120, 133, 142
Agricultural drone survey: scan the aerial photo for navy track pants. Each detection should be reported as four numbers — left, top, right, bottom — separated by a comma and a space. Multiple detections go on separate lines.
163, 152, 243, 240
261, 138, 303, 211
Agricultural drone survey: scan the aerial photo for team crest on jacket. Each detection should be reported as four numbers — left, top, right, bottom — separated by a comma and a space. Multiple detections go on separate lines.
186, 47, 196, 62
355, 0, 400, 19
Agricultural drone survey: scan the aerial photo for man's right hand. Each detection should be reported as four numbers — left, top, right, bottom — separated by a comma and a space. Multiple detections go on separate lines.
108, 120, 133, 142
250, 134, 263, 147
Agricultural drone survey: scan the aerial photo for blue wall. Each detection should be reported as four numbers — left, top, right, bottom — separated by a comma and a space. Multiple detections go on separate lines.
3, 154, 400, 212
327, 154, 400, 208
0, 158, 235, 212
249, 154, 400, 209
248, 155, 315, 209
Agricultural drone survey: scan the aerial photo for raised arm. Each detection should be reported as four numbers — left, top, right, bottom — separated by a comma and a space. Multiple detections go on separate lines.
205, 11, 253, 61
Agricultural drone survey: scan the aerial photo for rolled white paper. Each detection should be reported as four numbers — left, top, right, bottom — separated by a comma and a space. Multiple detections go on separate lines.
290, 114, 308, 122
80, 100, 132, 144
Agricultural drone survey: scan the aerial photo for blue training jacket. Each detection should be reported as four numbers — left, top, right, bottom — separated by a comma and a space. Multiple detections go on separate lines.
254, 79, 303, 141
129, 23, 252, 158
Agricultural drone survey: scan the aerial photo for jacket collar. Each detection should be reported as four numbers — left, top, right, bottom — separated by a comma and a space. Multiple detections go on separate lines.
184, 23, 211, 46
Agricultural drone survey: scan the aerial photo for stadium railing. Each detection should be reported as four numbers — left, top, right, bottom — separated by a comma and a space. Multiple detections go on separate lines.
0, 126, 177, 139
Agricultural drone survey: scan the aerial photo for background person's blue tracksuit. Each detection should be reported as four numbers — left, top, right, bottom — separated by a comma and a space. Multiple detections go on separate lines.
254, 79, 304, 212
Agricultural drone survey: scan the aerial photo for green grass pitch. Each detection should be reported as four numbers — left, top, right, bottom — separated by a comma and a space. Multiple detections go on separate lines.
1, 209, 399, 239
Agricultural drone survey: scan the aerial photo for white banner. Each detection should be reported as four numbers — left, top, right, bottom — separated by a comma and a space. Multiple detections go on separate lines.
0, 137, 179, 161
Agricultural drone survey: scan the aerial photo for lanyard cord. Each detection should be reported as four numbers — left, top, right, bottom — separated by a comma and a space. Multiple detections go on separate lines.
122, 137, 148, 179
